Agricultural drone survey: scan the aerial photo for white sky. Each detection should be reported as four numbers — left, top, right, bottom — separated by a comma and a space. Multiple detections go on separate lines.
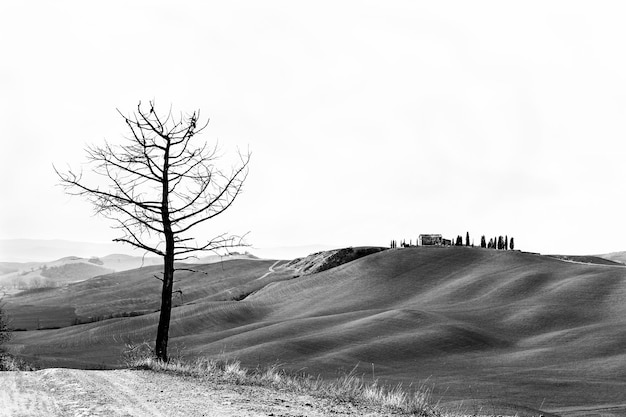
1, 1, 625, 256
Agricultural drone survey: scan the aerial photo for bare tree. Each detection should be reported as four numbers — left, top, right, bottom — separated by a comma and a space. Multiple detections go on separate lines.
55, 101, 250, 361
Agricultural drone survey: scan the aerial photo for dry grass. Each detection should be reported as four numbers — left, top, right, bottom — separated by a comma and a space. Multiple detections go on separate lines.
0, 354, 36, 371
122, 343, 438, 416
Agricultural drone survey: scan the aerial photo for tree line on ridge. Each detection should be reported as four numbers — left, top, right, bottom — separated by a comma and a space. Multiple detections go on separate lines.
391, 232, 514, 250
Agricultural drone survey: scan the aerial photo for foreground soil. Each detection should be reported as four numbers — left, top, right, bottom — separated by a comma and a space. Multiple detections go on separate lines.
0, 368, 403, 417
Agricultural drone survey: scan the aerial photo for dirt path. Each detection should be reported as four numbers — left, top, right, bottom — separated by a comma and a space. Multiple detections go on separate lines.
0, 368, 387, 416
254, 260, 282, 281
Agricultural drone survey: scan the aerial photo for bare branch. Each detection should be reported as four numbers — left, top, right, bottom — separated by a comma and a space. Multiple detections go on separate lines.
114, 238, 165, 257
171, 153, 250, 231
173, 268, 208, 275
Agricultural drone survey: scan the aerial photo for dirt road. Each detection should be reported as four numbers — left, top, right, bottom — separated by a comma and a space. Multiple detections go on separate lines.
0, 368, 387, 416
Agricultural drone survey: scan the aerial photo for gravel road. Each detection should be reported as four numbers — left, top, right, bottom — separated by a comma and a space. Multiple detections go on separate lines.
0, 368, 389, 416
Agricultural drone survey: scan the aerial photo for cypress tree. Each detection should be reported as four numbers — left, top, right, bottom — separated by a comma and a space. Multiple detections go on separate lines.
466, 232, 470, 247
510, 237, 515, 250
505, 235, 509, 250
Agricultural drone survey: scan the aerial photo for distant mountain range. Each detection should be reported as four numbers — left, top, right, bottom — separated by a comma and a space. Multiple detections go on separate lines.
0, 239, 138, 263
0, 238, 338, 263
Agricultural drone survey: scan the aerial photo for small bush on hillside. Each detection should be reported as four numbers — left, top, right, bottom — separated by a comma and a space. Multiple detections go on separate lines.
0, 299, 11, 351
12, 286, 57, 296
121, 341, 155, 367
88, 257, 104, 265
0, 354, 36, 371
0, 303, 36, 371
121, 341, 187, 368
232, 291, 253, 301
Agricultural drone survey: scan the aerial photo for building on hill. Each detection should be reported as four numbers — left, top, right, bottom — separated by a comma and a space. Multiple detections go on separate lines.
419, 234, 442, 246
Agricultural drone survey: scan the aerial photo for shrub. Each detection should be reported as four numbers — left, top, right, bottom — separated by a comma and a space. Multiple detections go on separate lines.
0, 299, 11, 352
121, 341, 155, 367
0, 354, 36, 371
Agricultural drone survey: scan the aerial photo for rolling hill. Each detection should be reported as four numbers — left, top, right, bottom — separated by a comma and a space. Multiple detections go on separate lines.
5, 247, 626, 416
0, 253, 256, 294
0, 259, 115, 292
598, 251, 626, 265
0, 239, 136, 263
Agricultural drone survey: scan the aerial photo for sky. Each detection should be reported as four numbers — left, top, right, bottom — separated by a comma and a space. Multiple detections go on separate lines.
1, 1, 626, 258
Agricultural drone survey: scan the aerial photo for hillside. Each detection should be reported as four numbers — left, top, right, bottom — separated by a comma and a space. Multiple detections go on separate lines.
597, 251, 626, 265
0, 253, 257, 295
0, 254, 161, 281
0, 260, 115, 292
547, 254, 625, 266
284, 246, 386, 274
6, 247, 626, 416
3, 258, 293, 330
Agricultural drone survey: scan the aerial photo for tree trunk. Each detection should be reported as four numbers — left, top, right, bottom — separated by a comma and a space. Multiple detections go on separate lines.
155, 240, 174, 362
156, 141, 173, 362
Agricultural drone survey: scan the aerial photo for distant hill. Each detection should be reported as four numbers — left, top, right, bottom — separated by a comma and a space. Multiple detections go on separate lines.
0, 258, 115, 291
98, 254, 162, 271
40, 263, 115, 281
0, 238, 335, 263
6, 247, 626, 415
0, 251, 262, 294
285, 246, 386, 274
183, 252, 259, 264
0, 265, 17, 275
0, 239, 137, 262
596, 251, 626, 265
249, 244, 341, 260
547, 254, 625, 266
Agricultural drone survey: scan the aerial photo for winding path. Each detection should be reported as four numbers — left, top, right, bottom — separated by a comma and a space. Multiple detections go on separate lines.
254, 260, 282, 281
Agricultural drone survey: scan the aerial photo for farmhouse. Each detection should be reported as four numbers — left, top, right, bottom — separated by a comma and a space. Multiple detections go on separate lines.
419, 234, 442, 246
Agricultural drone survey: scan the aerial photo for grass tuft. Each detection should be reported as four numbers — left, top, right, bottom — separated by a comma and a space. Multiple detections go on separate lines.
122, 343, 438, 416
